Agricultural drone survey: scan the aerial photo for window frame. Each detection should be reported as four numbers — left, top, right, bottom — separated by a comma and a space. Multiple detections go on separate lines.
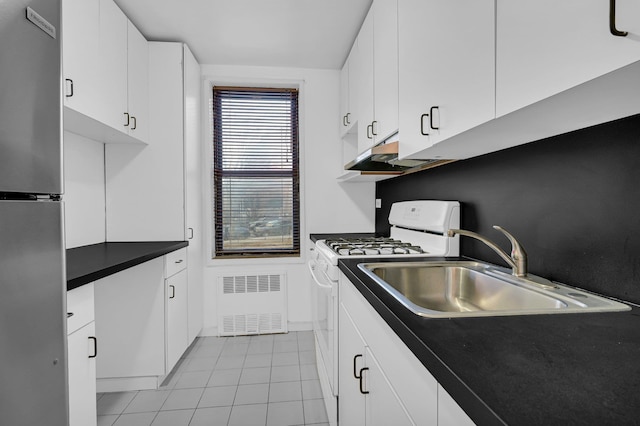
211, 85, 301, 259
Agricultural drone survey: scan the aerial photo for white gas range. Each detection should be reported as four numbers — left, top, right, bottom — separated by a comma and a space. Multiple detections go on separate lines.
308, 200, 460, 426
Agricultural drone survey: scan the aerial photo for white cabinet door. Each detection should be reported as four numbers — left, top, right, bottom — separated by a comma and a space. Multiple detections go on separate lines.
183, 44, 204, 343
496, 0, 640, 117
357, 8, 375, 154
62, 0, 100, 117
68, 322, 97, 426
365, 347, 415, 426
338, 304, 367, 426
95, 258, 165, 379
106, 42, 185, 241
126, 21, 149, 143
98, 0, 128, 133
339, 59, 350, 134
347, 41, 359, 133
398, 0, 495, 160
373, 0, 399, 144
166, 269, 189, 372
339, 304, 415, 426
339, 272, 438, 425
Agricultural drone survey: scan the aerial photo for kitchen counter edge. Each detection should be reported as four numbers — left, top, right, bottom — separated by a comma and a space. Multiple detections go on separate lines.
66, 241, 189, 291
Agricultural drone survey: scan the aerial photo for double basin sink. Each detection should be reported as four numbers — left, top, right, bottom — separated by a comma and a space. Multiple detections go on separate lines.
358, 261, 630, 318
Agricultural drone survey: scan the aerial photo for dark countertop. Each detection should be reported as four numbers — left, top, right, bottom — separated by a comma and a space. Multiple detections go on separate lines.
339, 256, 640, 426
309, 232, 379, 243
66, 241, 188, 291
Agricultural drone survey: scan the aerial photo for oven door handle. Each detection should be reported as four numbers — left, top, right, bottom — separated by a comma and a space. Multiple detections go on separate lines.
308, 260, 333, 290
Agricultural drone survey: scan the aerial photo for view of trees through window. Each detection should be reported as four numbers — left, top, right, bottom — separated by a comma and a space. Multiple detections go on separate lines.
213, 87, 300, 257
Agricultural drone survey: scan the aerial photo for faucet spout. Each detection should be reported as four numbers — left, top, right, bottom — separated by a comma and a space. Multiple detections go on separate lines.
447, 226, 528, 277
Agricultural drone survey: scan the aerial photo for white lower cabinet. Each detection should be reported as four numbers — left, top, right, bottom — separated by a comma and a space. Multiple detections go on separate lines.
95, 258, 165, 391
339, 272, 474, 425
339, 273, 437, 425
338, 305, 367, 425
165, 248, 189, 373
94, 251, 191, 392
67, 283, 97, 426
339, 303, 414, 426
166, 269, 188, 372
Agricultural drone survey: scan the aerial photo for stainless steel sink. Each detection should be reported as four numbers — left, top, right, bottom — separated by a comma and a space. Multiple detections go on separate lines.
358, 261, 630, 318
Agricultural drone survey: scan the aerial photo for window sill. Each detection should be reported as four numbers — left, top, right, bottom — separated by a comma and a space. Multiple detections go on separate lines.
206, 254, 306, 268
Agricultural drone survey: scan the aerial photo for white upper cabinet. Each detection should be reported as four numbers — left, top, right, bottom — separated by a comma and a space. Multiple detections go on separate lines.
340, 59, 350, 132
496, 0, 640, 117
340, 42, 359, 136
98, 0, 128, 133
355, 0, 400, 154
340, 41, 360, 137
357, 9, 375, 153
62, 0, 148, 144
126, 21, 149, 144
398, 0, 495, 160
62, 0, 100, 118
106, 42, 184, 242
373, 0, 399, 145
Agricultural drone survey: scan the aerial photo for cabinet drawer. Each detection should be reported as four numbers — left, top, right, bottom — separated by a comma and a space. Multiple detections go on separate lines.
165, 248, 187, 278
67, 283, 95, 335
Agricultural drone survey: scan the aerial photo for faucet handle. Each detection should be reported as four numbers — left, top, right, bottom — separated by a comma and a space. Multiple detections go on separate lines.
493, 226, 528, 276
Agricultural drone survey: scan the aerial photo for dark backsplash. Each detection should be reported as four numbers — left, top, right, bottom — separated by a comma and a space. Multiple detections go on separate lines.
376, 114, 640, 305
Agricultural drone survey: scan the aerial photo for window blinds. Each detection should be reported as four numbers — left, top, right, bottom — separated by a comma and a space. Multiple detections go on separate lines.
213, 87, 300, 257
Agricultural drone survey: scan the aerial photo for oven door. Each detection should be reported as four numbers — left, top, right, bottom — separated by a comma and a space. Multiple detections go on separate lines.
308, 257, 338, 398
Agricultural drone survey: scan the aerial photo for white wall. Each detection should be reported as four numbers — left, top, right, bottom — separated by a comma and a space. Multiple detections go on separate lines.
63, 131, 106, 248
200, 64, 375, 334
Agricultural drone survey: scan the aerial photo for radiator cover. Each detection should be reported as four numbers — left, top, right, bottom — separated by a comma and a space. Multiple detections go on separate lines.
217, 273, 288, 336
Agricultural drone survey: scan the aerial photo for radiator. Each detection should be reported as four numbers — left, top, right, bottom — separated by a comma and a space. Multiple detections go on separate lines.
217, 273, 288, 336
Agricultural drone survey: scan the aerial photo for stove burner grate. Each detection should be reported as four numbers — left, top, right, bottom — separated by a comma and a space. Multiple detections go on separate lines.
324, 237, 425, 256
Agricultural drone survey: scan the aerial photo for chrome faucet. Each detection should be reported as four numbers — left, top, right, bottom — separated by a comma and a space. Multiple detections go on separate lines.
447, 225, 528, 277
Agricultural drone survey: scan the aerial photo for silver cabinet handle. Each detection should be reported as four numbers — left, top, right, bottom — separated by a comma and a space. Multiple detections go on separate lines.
371, 120, 378, 136
169, 285, 176, 299
124, 112, 130, 127
131, 116, 137, 130
175, 259, 184, 264
188, 228, 194, 239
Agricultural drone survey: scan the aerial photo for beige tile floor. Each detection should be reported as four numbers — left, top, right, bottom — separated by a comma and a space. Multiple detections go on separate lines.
96, 331, 329, 426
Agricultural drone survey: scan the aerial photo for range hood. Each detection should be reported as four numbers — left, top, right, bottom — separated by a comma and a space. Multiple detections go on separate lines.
344, 141, 453, 173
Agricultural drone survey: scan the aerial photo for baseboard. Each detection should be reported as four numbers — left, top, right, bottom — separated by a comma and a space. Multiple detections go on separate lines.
97, 376, 163, 393
287, 321, 313, 332
199, 321, 312, 337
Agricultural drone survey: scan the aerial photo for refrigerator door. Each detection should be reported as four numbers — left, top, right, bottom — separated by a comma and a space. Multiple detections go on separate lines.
0, 200, 68, 425
0, 0, 62, 195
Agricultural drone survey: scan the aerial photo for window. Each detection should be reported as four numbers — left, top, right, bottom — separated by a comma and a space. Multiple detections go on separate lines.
212, 86, 300, 258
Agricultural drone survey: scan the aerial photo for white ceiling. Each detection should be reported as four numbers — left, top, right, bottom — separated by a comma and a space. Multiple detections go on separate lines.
115, 0, 372, 69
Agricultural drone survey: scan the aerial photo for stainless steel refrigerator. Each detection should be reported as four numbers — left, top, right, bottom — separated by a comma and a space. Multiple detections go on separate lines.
0, 0, 68, 424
